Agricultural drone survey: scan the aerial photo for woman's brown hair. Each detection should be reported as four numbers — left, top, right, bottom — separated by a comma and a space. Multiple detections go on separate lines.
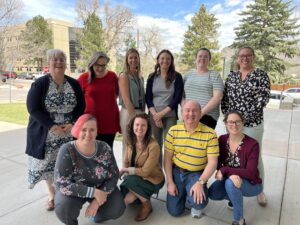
148, 49, 176, 88
126, 113, 152, 148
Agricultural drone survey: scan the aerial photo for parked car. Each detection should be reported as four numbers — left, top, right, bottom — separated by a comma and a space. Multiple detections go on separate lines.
0, 74, 7, 83
33, 72, 45, 80
1, 72, 17, 79
267, 90, 293, 109
283, 88, 300, 99
18, 72, 34, 80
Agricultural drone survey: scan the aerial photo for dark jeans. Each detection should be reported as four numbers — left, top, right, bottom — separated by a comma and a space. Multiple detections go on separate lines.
166, 166, 208, 217
96, 133, 116, 150
55, 188, 125, 225
200, 115, 217, 129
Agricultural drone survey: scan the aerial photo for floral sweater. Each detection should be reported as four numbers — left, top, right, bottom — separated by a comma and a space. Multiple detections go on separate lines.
54, 141, 119, 198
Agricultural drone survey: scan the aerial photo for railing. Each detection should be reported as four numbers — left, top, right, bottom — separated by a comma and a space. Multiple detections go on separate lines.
271, 84, 300, 91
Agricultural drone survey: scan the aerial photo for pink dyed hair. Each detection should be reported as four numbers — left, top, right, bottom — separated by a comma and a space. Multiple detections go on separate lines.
71, 114, 97, 138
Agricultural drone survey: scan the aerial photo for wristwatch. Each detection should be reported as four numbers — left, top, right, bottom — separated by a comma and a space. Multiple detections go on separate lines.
197, 179, 206, 185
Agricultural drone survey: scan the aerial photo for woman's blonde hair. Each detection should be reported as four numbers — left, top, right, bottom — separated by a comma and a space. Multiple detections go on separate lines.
122, 48, 141, 76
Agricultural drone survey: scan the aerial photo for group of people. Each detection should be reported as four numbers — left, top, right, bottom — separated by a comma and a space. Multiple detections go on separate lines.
25, 45, 270, 225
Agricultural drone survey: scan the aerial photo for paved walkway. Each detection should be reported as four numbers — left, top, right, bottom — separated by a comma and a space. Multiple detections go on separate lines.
0, 108, 299, 225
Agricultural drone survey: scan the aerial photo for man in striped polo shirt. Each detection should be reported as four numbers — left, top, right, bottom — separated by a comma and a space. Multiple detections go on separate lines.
164, 100, 219, 218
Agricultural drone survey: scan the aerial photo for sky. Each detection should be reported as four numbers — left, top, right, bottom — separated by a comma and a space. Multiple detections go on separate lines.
21, 0, 300, 52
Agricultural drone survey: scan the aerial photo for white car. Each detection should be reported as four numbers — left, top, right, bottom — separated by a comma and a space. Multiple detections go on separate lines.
283, 88, 300, 99
33, 72, 45, 80
267, 90, 293, 109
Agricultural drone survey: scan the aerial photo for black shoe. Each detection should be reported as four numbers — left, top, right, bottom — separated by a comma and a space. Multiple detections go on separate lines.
227, 201, 233, 210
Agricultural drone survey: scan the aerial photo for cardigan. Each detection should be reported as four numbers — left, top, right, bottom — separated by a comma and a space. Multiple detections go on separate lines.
218, 134, 262, 184
145, 71, 183, 118
25, 74, 85, 159
124, 138, 164, 185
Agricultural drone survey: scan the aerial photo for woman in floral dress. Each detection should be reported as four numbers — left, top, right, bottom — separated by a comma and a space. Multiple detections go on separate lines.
26, 49, 85, 210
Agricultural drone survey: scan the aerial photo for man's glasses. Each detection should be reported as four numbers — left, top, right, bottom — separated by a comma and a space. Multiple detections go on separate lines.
226, 120, 243, 126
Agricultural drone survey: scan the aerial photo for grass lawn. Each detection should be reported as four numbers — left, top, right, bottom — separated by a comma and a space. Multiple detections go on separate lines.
0, 103, 29, 125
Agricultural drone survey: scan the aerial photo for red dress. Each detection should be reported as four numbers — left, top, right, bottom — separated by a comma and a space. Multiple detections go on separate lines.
78, 71, 121, 134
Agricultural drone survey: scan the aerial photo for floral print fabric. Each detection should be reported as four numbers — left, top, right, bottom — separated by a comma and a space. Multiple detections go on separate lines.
54, 141, 119, 198
221, 68, 270, 127
28, 78, 76, 188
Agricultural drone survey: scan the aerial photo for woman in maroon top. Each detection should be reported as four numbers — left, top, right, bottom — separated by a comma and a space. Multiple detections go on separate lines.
208, 111, 263, 225
78, 52, 120, 149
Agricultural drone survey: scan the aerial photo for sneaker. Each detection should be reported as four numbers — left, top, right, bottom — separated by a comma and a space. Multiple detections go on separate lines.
227, 201, 233, 210
191, 208, 202, 218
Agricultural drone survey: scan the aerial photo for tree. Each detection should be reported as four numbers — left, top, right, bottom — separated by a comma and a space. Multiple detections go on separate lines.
75, 0, 135, 70
233, 0, 300, 83
20, 15, 53, 70
75, 12, 107, 70
140, 25, 163, 76
182, 4, 221, 71
124, 32, 137, 51
0, 0, 23, 70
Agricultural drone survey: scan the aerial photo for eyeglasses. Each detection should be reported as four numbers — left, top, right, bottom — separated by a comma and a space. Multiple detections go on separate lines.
51, 58, 65, 63
94, 63, 107, 68
238, 54, 253, 59
226, 120, 243, 126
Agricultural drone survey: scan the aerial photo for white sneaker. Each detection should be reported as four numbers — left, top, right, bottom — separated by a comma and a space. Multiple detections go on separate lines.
191, 208, 202, 218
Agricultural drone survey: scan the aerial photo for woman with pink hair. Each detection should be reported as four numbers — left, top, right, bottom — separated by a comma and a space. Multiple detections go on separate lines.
54, 114, 125, 225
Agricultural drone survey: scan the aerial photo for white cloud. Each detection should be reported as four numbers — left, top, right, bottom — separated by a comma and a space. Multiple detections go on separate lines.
137, 16, 187, 53
23, 0, 76, 24
184, 13, 193, 22
210, 4, 222, 13
225, 0, 243, 7
210, 1, 253, 49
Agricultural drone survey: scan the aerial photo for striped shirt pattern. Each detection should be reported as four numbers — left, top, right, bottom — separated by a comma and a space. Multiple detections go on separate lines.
184, 69, 224, 120
165, 123, 219, 171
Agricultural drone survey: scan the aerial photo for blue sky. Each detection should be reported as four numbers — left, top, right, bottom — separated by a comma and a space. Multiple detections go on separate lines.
22, 0, 300, 52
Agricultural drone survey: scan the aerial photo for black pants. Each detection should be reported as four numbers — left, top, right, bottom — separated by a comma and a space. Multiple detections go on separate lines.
55, 188, 125, 225
96, 133, 116, 150
200, 115, 217, 129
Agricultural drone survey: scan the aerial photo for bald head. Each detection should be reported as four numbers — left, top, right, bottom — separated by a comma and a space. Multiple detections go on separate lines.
181, 100, 202, 127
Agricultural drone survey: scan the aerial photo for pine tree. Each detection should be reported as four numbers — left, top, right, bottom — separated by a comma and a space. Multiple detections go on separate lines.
20, 15, 53, 70
76, 12, 107, 70
182, 4, 221, 71
233, 0, 300, 83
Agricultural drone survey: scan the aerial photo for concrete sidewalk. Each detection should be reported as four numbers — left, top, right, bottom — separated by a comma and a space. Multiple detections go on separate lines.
0, 108, 299, 225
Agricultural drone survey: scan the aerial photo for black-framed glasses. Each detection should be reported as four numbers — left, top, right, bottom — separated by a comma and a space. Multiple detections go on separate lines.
94, 63, 107, 68
226, 120, 243, 126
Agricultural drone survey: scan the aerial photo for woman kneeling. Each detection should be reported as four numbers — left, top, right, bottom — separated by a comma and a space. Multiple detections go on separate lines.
54, 114, 125, 225
208, 111, 263, 225
119, 113, 165, 222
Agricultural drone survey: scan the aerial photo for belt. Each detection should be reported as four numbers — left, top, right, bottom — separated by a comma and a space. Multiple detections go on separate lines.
173, 164, 204, 173
173, 164, 190, 173
134, 107, 142, 110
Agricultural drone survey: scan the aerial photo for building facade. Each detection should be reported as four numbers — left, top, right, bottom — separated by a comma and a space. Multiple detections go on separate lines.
1, 18, 78, 75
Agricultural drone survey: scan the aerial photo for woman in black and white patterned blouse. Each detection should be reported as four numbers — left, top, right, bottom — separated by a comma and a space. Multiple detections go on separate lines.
221, 46, 270, 207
